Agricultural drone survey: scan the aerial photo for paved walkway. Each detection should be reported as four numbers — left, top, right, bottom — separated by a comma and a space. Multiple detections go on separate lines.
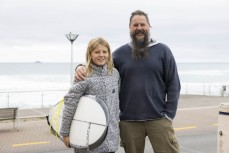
0, 108, 126, 153
1, 95, 229, 153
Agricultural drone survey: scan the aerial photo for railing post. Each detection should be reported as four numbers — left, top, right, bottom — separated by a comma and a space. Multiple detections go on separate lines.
7, 92, 10, 108
185, 83, 188, 95
209, 84, 211, 96
41, 92, 44, 108
203, 84, 205, 96
221, 85, 226, 97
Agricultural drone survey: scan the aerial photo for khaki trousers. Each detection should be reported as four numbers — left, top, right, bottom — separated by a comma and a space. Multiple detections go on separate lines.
119, 118, 180, 153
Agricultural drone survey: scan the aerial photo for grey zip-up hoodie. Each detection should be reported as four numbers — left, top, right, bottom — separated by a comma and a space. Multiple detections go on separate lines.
60, 64, 120, 153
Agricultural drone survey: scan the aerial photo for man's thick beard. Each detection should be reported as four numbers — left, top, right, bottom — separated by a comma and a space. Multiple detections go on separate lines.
131, 31, 150, 60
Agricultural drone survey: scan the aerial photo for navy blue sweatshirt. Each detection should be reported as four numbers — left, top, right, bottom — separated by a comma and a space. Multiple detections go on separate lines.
112, 42, 180, 121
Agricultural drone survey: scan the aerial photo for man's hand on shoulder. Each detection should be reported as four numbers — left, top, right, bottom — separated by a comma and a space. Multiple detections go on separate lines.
74, 65, 86, 81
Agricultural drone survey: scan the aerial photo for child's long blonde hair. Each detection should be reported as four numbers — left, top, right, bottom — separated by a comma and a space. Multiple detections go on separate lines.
85, 37, 113, 76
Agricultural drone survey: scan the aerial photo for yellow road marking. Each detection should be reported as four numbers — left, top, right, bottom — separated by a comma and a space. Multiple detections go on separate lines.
12, 141, 49, 147
175, 126, 196, 131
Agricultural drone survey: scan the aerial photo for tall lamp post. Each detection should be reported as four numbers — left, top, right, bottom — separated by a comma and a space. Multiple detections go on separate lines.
65, 32, 79, 85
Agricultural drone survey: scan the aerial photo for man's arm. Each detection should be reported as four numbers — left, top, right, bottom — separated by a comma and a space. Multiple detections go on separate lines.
164, 47, 181, 121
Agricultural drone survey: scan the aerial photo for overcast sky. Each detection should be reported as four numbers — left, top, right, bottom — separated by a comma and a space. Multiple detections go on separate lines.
0, 0, 228, 63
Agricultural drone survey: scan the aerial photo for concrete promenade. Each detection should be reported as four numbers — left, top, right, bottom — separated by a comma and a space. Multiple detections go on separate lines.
1, 95, 229, 153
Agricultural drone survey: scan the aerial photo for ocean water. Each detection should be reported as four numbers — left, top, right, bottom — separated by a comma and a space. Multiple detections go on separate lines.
0, 63, 79, 91
0, 62, 229, 108
177, 63, 229, 83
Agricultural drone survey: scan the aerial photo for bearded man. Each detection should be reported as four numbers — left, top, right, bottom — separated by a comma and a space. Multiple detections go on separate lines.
75, 10, 181, 153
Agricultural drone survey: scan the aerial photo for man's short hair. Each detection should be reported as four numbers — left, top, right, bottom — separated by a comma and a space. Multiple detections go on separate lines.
129, 10, 150, 26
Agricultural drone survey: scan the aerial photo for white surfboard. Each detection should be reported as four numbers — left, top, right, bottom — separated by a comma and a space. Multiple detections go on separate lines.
47, 95, 109, 150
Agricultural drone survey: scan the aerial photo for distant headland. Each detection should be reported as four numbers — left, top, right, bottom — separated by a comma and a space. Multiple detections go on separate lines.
34, 61, 42, 63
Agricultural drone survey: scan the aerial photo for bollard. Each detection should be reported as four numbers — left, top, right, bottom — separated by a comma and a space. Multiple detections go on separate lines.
217, 103, 229, 153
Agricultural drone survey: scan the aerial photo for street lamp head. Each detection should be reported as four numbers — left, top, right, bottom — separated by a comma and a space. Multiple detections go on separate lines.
66, 32, 79, 43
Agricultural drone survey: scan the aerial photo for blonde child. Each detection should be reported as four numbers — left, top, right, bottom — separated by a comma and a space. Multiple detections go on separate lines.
60, 37, 120, 153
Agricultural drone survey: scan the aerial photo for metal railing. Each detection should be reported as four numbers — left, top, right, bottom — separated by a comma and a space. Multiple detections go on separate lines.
181, 83, 229, 96
0, 83, 228, 109
0, 90, 67, 108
